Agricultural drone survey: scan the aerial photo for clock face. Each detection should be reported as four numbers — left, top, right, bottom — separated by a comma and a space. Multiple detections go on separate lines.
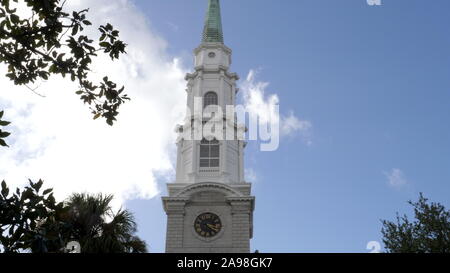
194, 212, 222, 238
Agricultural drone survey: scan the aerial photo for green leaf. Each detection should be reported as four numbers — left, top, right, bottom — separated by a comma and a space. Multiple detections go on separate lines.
72, 24, 79, 36
0, 131, 11, 138
1, 180, 8, 197
42, 188, 53, 195
10, 14, 19, 24
93, 113, 101, 120
32, 180, 43, 192
0, 121, 10, 126
0, 138, 8, 147
47, 193, 55, 204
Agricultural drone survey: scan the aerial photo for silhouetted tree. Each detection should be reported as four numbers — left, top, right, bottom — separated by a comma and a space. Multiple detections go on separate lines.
381, 193, 450, 253
64, 193, 147, 253
0, 0, 130, 146
0, 179, 68, 252
0, 180, 147, 253
0, 2, 144, 253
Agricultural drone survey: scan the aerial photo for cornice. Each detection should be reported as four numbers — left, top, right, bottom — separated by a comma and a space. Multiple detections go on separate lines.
174, 182, 244, 198
194, 42, 232, 55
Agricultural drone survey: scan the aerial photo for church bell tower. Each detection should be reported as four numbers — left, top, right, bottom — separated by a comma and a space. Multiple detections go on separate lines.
162, 0, 255, 253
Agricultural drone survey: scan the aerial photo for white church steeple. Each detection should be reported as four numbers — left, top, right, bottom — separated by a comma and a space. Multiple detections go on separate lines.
163, 0, 254, 253
174, 0, 243, 185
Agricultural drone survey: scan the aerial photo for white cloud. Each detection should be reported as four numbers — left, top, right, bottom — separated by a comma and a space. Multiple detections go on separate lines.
384, 168, 408, 188
244, 168, 257, 182
281, 111, 313, 145
240, 70, 278, 125
0, 0, 187, 208
0, 2, 313, 208
167, 22, 180, 32
240, 69, 313, 145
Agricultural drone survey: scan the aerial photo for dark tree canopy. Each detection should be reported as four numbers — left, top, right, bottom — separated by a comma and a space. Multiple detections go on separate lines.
0, 0, 129, 127
0, 179, 66, 252
381, 193, 450, 253
63, 193, 147, 253
0, 180, 147, 253
0, 2, 145, 253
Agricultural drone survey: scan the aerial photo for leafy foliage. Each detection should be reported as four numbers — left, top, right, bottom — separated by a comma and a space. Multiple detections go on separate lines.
0, 110, 10, 147
64, 193, 147, 253
0, 180, 147, 253
381, 193, 450, 253
0, 179, 67, 252
0, 0, 129, 126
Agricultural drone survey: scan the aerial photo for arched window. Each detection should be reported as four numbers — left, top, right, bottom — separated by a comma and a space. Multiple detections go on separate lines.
203, 92, 218, 108
199, 138, 219, 168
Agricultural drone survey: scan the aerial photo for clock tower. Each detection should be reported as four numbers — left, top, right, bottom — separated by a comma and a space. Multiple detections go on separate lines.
162, 0, 255, 253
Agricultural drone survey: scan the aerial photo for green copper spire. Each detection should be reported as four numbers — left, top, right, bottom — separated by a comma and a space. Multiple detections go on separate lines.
202, 0, 224, 43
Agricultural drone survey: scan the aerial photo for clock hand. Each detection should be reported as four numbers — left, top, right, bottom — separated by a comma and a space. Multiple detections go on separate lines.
206, 224, 219, 232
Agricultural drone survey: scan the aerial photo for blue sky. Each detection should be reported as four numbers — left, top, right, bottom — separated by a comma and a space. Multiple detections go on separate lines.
1, 0, 449, 253
125, 0, 450, 253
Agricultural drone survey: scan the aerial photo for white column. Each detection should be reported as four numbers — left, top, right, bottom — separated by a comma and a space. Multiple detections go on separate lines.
238, 141, 245, 183
175, 140, 183, 182
219, 71, 224, 110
